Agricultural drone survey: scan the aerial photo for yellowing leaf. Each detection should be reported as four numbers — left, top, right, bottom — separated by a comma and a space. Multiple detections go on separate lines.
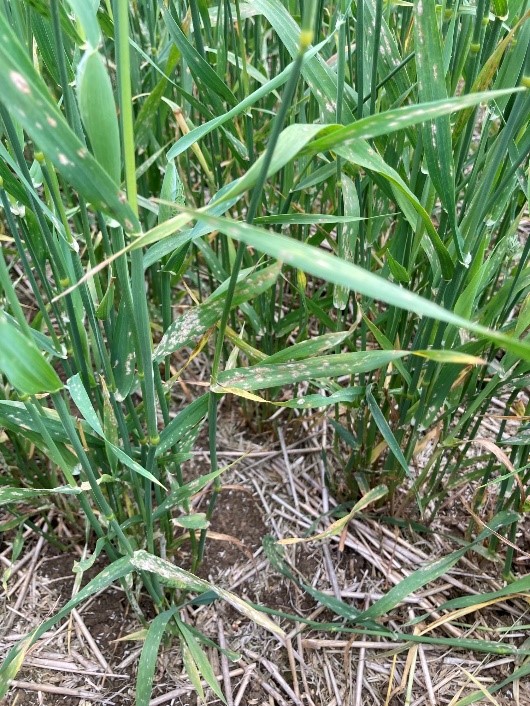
279, 485, 387, 545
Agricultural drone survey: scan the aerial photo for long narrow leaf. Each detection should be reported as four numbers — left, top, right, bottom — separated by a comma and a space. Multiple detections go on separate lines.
131, 551, 285, 638
136, 608, 178, 706
0, 13, 138, 230
165, 209, 530, 362
355, 511, 519, 622
0, 557, 133, 698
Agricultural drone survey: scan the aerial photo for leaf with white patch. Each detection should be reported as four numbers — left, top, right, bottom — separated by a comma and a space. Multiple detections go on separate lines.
0, 13, 138, 230
156, 394, 208, 458
279, 485, 388, 545
214, 351, 407, 392
0, 485, 84, 507
77, 49, 121, 185
154, 263, 281, 361
131, 551, 285, 638
153, 462, 232, 520
334, 175, 360, 309
174, 513, 209, 530
136, 608, 178, 706
160, 210, 530, 362
0, 557, 133, 699
263, 329, 355, 364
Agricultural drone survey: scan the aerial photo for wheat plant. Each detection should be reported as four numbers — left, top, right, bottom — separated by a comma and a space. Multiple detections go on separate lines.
0, 0, 529, 702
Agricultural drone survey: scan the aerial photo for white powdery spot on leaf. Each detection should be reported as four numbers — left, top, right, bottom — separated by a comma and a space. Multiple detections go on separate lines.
10, 71, 30, 94
156, 307, 203, 358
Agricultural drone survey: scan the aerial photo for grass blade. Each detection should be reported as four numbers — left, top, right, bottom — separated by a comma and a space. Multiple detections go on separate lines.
0, 556, 133, 698
279, 484, 388, 545
136, 608, 178, 706
215, 351, 407, 391
177, 619, 226, 703
0, 13, 138, 230
355, 511, 519, 623
366, 384, 411, 479
153, 263, 281, 361
414, 0, 459, 249
0, 315, 63, 394
168, 209, 530, 361
131, 550, 285, 638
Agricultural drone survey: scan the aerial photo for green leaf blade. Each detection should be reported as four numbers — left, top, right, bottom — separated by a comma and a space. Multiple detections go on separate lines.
0, 316, 63, 394
136, 609, 178, 706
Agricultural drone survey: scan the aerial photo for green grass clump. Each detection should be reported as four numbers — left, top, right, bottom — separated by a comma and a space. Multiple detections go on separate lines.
0, 0, 529, 702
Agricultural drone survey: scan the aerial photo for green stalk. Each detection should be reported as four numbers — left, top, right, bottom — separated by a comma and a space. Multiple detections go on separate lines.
369, 0, 383, 115
41, 158, 117, 387
195, 9, 317, 568
37, 393, 118, 550
113, 0, 163, 570
115, 1, 138, 217
52, 391, 163, 606
50, 0, 82, 135
114, 1, 159, 442
356, 0, 364, 120
0, 229, 33, 338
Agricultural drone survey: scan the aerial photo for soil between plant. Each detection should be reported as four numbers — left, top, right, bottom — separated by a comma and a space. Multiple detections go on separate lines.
2, 421, 529, 706
3, 488, 304, 706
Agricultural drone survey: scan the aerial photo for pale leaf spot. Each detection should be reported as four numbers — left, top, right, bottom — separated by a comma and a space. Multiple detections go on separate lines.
10, 71, 30, 94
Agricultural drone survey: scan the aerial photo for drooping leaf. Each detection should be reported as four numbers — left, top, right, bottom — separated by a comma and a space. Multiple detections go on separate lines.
0, 400, 98, 447
0, 315, 63, 394
0, 484, 84, 506
0, 557, 133, 699
136, 608, 178, 706
154, 263, 281, 361
214, 350, 406, 392
161, 5, 237, 109
251, 0, 355, 121
66, 374, 103, 436
355, 511, 519, 623
279, 485, 388, 545
165, 209, 530, 362
131, 550, 285, 638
